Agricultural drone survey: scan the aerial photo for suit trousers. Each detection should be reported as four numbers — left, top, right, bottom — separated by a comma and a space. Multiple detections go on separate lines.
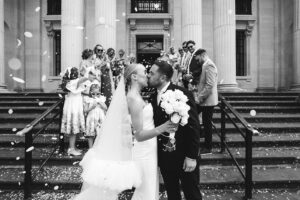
159, 150, 202, 200
198, 106, 215, 150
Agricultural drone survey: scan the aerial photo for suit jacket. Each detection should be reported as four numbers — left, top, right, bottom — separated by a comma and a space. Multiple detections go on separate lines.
197, 58, 218, 106
150, 83, 200, 166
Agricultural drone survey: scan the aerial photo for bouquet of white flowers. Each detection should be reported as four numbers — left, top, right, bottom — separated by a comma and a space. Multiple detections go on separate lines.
160, 89, 190, 151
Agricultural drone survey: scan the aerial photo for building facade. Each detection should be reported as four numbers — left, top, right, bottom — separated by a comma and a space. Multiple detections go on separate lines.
1, 0, 300, 92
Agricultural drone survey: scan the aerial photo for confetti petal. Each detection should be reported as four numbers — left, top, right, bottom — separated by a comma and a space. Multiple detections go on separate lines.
26, 146, 35, 152
250, 110, 256, 116
58, 94, 63, 99
16, 39, 22, 47
43, 51, 48, 56
12, 77, 25, 84
12, 128, 17, 132
8, 58, 22, 70
35, 7, 40, 12
24, 31, 33, 38
98, 17, 105, 24
38, 101, 44, 106
53, 185, 59, 190
41, 75, 47, 82
16, 157, 20, 160
8, 109, 13, 115
51, 137, 58, 140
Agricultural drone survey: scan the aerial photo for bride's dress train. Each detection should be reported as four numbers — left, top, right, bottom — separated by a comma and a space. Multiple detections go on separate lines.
73, 77, 141, 200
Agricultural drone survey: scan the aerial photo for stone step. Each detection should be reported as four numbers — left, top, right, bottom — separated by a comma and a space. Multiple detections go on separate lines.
222, 96, 298, 101
1, 146, 299, 166
221, 92, 299, 96
0, 107, 58, 114
212, 113, 300, 123
0, 101, 57, 106
1, 189, 300, 200
1, 133, 300, 148
227, 101, 299, 106
0, 164, 299, 190
214, 106, 300, 113
213, 122, 300, 134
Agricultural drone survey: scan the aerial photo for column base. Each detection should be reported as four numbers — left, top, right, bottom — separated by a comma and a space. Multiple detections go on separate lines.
0, 84, 8, 93
217, 83, 244, 92
289, 84, 300, 91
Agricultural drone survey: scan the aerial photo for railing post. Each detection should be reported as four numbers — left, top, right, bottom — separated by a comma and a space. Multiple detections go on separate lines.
59, 102, 65, 153
245, 128, 253, 199
220, 98, 226, 153
24, 130, 33, 200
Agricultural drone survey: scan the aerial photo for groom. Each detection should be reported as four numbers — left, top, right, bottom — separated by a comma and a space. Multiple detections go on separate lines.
148, 60, 202, 200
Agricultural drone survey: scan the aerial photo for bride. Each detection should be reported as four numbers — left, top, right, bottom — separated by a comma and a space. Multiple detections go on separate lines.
74, 63, 177, 200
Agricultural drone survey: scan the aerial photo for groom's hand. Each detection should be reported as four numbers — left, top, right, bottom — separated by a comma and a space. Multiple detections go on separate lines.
183, 157, 197, 172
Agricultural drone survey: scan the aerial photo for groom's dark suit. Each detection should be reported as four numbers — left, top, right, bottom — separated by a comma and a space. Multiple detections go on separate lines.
151, 83, 202, 200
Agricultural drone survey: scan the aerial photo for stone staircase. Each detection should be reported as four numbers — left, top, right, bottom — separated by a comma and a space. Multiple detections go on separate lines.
0, 92, 300, 200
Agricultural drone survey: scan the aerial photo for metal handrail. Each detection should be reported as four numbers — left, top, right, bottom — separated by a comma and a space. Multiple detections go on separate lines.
216, 94, 253, 199
16, 98, 64, 200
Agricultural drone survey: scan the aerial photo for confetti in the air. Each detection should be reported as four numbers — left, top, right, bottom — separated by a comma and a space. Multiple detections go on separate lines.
12, 128, 17, 132
250, 110, 256, 116
24, 31, 33, 38
53, 185, 59, 190
8, 109, 13, 115
51, 137, 58, 140
43, 51, 48, 56
134, 7, 138, 12
11, 142, 15, 146
16, 157, 20, 160
58, 94, 63, 99
41, 75, 47, 82
219, 79, 224, 84
26, 146, 35, 152
154, 3, 159, 9
98, 17, 105, 24
12, 77, 25, 84
122, 12, 126, 16
35, 7, 40, 12
16, 39, 22, 47
38, 101, 44, 106
76, 26, 84, 30
8, 58, 22, 70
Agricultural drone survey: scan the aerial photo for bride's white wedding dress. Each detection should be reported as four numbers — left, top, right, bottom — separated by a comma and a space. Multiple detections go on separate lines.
131, 103, 159, 200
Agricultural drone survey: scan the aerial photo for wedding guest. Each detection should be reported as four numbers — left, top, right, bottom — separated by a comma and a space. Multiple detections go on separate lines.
79, 49, 94, 77
194, 49, 218, 154
101, 48, 115, 106
60, 67, 88, 156
83, 84, 107, 149
168, 47, 179, 84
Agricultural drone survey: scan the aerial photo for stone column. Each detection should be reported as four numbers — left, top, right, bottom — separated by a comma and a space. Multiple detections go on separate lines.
182, 0, 202, 47
0, 0, 6, 90
214, 0, 238, 91
292, 0, 300, 90
95, 0, 116, 49
61, 0, 84, 72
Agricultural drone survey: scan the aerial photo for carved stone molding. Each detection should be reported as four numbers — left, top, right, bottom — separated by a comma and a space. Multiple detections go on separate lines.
44, 21, 55, 37
246, 20, 255, 36
163, 19, 170, 30
43, 15, 61, 37
129, 19, 136, 30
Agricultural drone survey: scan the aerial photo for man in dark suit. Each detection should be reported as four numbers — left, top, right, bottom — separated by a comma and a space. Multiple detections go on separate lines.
148, 60, 202, 200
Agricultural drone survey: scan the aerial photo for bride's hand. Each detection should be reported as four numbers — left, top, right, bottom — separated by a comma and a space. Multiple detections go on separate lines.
161, 120, 179, 134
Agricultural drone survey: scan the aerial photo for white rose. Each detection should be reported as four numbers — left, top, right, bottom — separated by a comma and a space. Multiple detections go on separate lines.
180, 116, 189, 126
164, 103, 174, 115
179, 94, 188, 103
160, 101, 168, 110
174, 89, 184, 100
171, 113, 181, 124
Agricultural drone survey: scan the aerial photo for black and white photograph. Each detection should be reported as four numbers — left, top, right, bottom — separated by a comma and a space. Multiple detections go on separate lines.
0, 0, 300, 199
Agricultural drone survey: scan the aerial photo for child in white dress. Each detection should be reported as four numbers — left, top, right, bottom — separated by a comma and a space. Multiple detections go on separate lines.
83, 84, 107, 148
61, 67, 88, 156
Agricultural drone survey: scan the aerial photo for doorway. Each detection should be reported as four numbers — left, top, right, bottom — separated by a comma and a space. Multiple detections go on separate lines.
136, 35, 163, 68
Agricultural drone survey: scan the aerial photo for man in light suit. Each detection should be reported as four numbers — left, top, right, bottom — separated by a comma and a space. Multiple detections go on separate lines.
194, 49, 218, 154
